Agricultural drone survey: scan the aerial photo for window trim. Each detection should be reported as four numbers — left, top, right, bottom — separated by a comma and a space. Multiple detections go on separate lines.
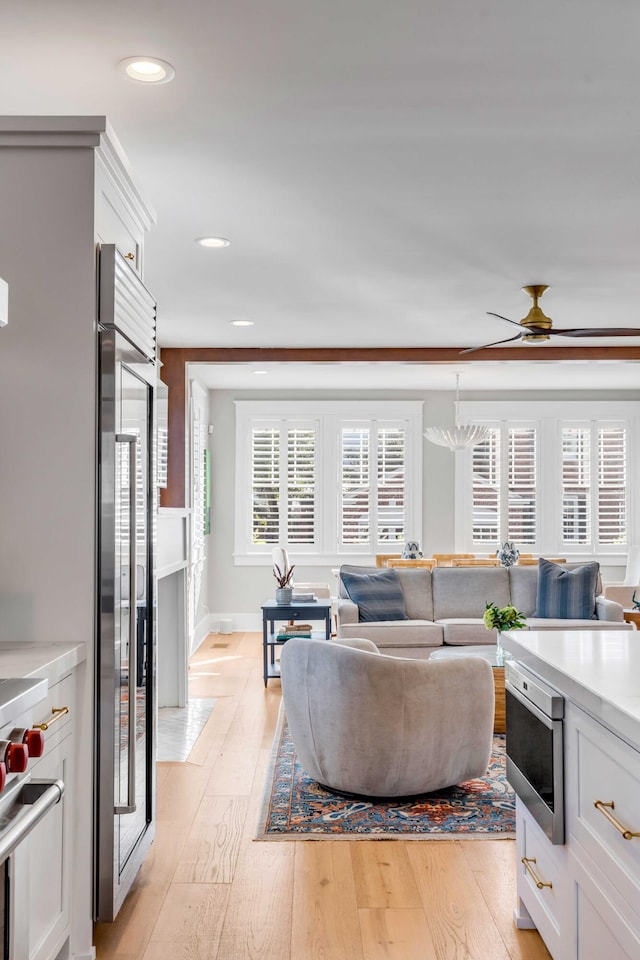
234, 400, 423, 565
455, 400, 640, 561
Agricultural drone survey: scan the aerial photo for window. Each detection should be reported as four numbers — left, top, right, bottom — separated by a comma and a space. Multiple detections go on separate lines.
250, 424, 317, 546
339, 424, 406, 547
235, 401, 422, 563
561, 424, 628, 547
471, 426, 537, 545
457, 401, 638, 559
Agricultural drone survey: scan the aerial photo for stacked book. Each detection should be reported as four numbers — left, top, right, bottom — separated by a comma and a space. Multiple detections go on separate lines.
277, 623, 313, 640
291, 592, 317, 602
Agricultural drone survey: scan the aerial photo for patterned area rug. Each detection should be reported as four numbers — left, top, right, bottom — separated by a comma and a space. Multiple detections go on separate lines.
256, 707, 515, 840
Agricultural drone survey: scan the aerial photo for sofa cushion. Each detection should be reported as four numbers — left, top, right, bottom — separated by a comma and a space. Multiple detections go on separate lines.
534, 559, 599, 619
526, 617, 633, 631
339, 620, 443, 647
340, 568, 408, 623
508, 565, 539, 617
432, 567, 510, 619
437, 619, 500, 646
396, 568, 434, 620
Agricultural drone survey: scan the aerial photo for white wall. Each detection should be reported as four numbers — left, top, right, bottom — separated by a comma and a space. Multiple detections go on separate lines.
205, 386, 638, 628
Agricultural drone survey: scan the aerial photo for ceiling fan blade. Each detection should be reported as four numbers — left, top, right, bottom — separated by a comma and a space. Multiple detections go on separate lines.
487, 312, 525, 329
549, 327, 640, 338
459, 332, 523, 355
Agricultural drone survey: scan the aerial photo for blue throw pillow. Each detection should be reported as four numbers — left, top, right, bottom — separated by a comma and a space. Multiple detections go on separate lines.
534, 559, 600, 619
340, 568, 408, 623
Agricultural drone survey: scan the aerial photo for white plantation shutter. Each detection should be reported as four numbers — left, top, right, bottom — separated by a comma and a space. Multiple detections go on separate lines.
236, 402, 422, 560
459, 402, 637, 557
377, 428, 405, 544
472, 431, 500, 542
341, 427, 370, 544
598, 427, 627, 545
251, 428, 280, 544
562, 427, 590, 544
287, 428, 316, 544
508, 428, 536, 544
192, 416, 205, 556
250, 423, 317, 547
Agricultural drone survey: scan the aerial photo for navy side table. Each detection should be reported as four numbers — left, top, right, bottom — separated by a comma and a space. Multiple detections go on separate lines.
261, 599, 332, 686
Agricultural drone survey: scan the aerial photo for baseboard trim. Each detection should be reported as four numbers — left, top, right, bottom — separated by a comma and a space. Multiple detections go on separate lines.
210, 612, 262, 633
190, 613, 214, 655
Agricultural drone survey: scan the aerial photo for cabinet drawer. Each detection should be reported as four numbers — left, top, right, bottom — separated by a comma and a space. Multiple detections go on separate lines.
517, 799, 570, 957
572, 849, 640, 959
568, 705, 640, 908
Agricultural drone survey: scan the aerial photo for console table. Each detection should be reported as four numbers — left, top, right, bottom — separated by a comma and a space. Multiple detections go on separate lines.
261, 599, 332, 686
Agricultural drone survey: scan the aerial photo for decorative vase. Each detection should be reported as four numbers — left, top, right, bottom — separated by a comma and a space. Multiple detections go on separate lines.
275, 587, 293, 605
496, 541, 520, 567
496, 630, 504, 664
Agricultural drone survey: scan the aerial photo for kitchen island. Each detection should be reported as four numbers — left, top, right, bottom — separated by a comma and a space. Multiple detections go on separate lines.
502, 630, 640, 960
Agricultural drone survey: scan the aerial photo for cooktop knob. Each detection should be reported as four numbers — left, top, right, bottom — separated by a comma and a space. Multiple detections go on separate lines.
24, 729, 45, 758
5, 743, 28, 773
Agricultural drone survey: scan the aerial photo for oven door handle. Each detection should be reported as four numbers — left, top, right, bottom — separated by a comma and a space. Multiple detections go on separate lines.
0, 779, 64, 864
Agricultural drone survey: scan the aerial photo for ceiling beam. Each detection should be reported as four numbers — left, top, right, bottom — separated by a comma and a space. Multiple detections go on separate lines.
159, 344, 640, 508
161, 345, 640, 364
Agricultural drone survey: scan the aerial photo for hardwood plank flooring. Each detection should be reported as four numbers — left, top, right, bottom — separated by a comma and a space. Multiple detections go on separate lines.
95, 631, 551, 960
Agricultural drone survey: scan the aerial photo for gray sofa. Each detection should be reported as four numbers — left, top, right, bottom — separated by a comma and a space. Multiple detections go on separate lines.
337, 564, 632, 659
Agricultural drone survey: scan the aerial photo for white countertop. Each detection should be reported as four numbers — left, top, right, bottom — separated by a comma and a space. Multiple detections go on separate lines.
0, 642, 86, 687
502, 630, 640, 749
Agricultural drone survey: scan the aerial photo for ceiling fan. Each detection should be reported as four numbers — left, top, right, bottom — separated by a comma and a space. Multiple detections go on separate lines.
460, 284, 640, 354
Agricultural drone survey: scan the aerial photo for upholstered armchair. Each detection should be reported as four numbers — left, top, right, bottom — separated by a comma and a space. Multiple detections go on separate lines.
279, 637, 495, 798
602, 546, 640, 609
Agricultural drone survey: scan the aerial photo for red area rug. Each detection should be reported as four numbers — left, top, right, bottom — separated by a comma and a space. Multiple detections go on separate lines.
256, 707, 515, 840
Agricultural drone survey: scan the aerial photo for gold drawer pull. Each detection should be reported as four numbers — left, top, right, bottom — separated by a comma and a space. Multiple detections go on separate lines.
34, 707, 69, 731
521, 857, 553, 889
124, 252, 135, 261
594, 801, 640, 840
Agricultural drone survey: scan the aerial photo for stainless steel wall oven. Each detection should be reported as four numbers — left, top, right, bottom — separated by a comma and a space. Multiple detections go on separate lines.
505, 659, 565, 844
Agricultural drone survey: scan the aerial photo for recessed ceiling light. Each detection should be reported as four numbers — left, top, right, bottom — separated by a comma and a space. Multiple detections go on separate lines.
120, 56, 176, 84
195, 236, 231, 248
230, 319, 254, 327
253, 370, 267, 375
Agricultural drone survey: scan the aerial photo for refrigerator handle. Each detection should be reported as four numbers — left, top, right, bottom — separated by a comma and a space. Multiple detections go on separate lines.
115, 433, 138, 816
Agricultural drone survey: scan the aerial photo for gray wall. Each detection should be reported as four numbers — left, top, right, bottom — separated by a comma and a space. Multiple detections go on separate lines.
206, 387, 636, 622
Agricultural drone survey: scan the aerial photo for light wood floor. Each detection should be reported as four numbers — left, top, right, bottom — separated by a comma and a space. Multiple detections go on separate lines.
94, 631, 551, 960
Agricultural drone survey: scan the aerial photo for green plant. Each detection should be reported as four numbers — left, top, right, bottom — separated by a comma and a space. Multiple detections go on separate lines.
483, 601, 527, 631
273, 563, 295, 588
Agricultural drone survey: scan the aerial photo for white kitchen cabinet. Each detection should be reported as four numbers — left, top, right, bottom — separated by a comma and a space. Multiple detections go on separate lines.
18, 671, 75, 960
515, 799, 572, 960
25, 730, 73, 960
509, 632, 640, 960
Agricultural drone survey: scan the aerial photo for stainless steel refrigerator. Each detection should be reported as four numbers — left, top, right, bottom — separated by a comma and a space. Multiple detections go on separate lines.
95, 244, 158, 922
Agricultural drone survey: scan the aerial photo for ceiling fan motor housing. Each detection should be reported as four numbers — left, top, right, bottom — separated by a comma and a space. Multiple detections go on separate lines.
521, 284, 551, 341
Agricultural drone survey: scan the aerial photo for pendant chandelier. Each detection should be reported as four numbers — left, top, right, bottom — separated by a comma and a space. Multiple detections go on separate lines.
423, 373, 492, 451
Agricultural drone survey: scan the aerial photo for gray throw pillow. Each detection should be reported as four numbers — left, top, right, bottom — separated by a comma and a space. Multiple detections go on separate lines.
340, 568, 408, 623
534, 558, 600, 619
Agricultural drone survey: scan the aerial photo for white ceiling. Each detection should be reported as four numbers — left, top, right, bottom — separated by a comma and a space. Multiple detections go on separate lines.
3, 1, 640, 390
